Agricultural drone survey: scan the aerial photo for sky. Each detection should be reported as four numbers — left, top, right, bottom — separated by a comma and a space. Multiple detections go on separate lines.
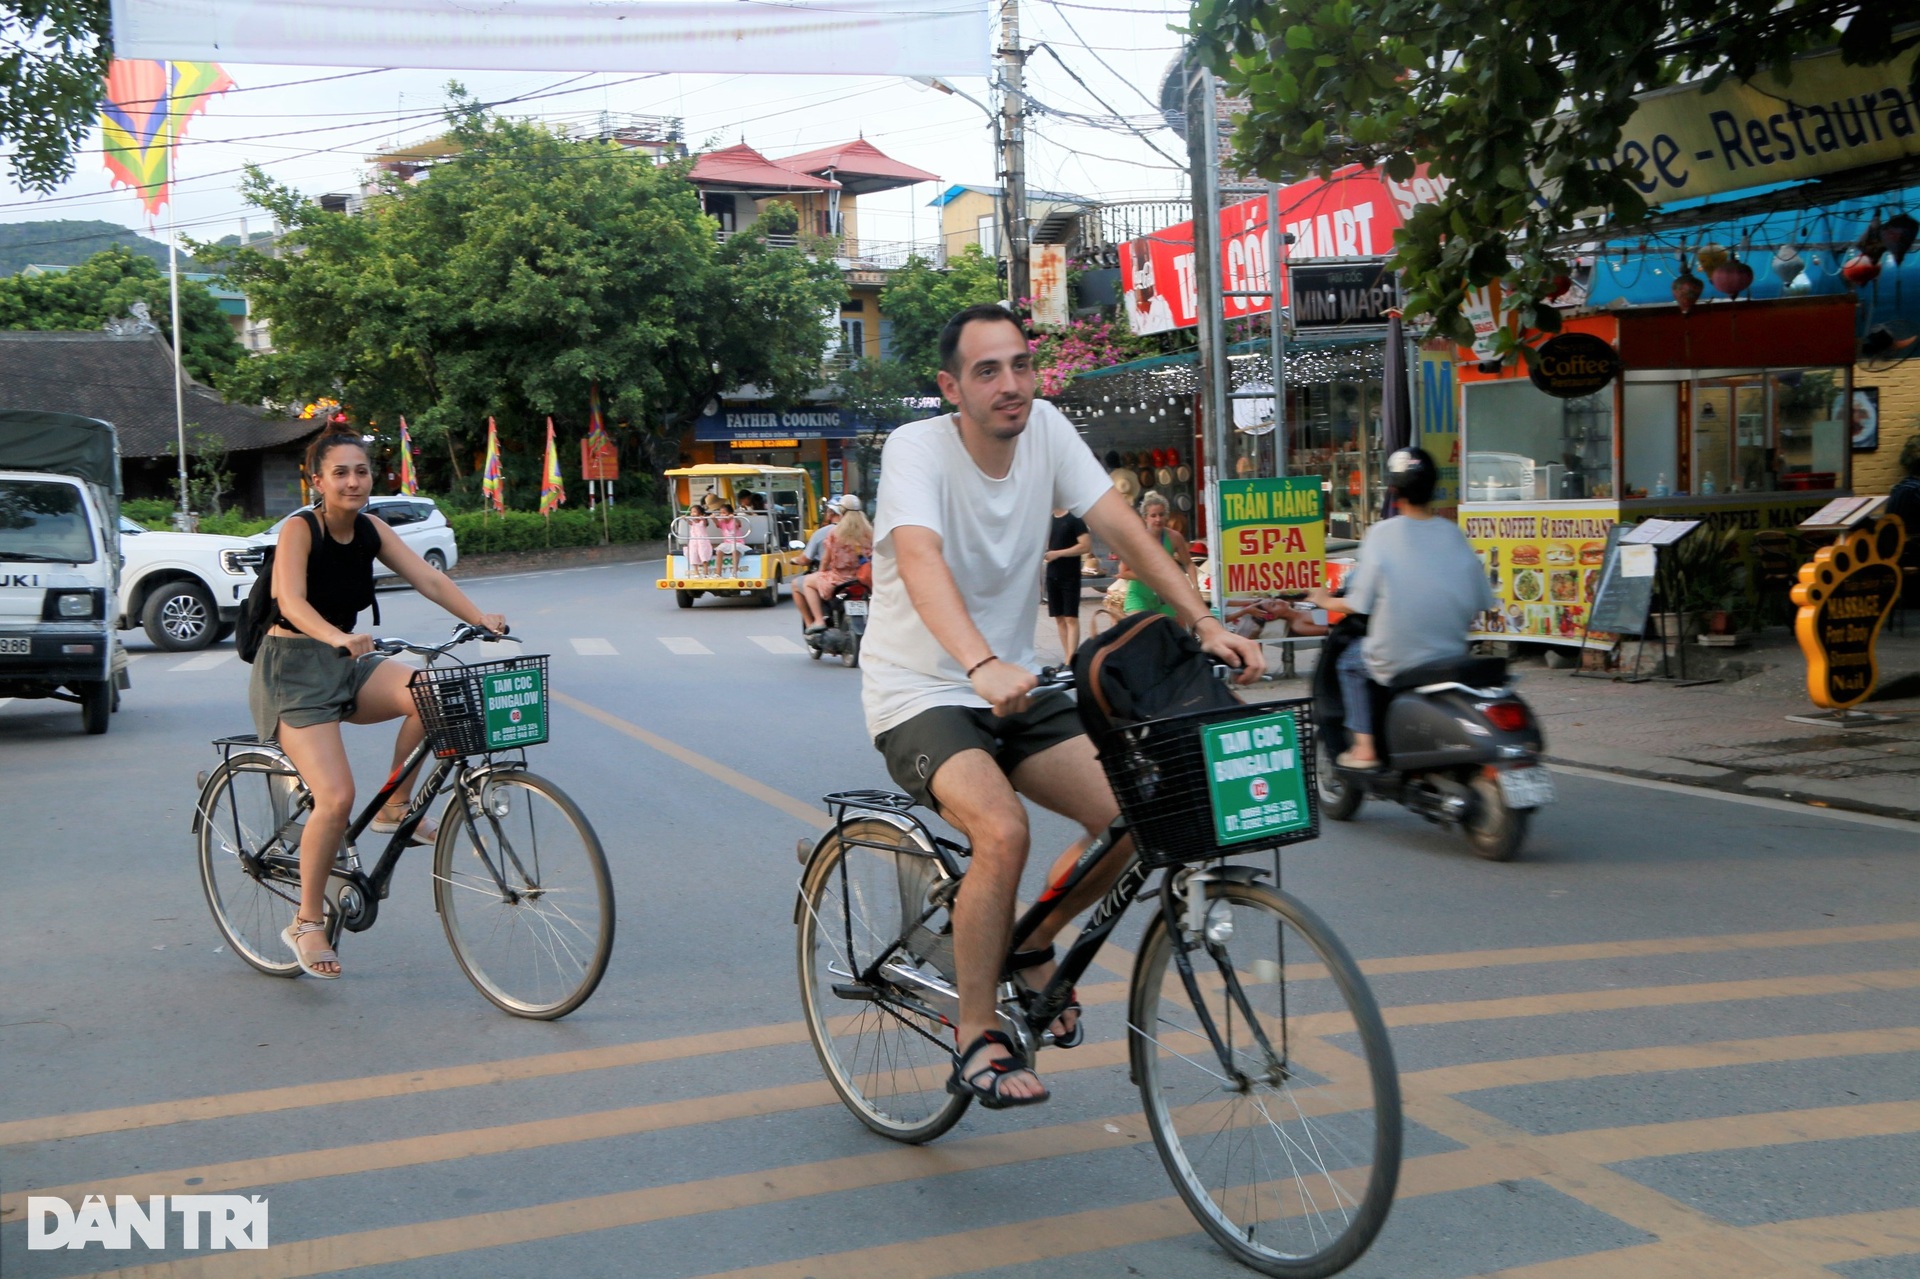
0, 1, 1195, 260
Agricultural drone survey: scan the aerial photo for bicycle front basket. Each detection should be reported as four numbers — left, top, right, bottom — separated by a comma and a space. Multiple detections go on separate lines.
1097, 697, 1318, 868
409, 655, 551, 759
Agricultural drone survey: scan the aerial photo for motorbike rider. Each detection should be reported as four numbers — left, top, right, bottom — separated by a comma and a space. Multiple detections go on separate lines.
1304, 447, 1496, 769
796, 494, 858, 631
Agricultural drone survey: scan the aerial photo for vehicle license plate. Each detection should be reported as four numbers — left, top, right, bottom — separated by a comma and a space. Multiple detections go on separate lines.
1497, 766, 1555, 809
843, 600, 868, 616
0, 637, 29, 654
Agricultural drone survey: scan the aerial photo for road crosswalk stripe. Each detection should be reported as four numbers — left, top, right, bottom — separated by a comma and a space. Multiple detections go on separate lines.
660, 636, 713, 655
19, 1025, 1919, 1217
568, 637, 618, 656
5, 929, 1911, 1147
170, 650, 233, 672
748, 634, 806, 654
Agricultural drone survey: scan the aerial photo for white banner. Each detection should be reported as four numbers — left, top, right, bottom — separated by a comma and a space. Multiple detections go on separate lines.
110, 0, 990, 76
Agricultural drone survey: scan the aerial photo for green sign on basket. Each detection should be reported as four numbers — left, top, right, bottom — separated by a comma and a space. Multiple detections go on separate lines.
482, 667, 547, 750
1200, 712, 1312, 845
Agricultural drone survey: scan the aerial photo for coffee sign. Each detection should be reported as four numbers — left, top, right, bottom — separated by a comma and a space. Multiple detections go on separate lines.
1528, 332, 1620, 399
1791, 516, 1906, 709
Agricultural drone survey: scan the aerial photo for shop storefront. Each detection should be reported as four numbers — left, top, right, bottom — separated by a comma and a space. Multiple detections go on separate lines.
1454, 295, 1857, 644
683, 403, 868, 505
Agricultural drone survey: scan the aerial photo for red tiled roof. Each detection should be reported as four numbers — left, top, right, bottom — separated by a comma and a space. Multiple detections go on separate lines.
687, 143, 839, 192
777, 138, 939, 195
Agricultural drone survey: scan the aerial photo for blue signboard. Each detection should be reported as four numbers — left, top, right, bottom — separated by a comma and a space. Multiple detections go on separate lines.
694, 405, 867, 442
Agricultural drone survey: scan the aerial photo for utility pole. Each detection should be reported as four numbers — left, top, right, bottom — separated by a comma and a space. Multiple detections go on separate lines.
998, 0, 1029, 309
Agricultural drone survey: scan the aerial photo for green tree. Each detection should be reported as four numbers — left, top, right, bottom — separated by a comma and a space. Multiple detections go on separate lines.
1, 1, 111, 191
875, 244, 1005, 389
1189, 0, 1917, 352
0, 244, 245, 386
207, 93, 847, 500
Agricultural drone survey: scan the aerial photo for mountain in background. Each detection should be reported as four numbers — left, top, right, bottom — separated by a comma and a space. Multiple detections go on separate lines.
0, 221, 205, 277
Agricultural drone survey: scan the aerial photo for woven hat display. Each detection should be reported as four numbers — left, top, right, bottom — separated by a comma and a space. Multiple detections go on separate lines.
1109, 468, 1141, 500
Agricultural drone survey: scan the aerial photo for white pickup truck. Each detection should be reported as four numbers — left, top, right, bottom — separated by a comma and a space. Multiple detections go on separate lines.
0, 410, 132, 732
116, 516, 258, 650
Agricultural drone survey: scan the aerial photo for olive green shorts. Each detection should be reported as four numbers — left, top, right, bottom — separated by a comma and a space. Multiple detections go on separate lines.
873, 690, 1083, 813
249, 635, 388, 742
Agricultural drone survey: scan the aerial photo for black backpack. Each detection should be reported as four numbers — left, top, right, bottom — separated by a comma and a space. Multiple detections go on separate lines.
236, 510, 378, 663
1070, 612, 1241, 745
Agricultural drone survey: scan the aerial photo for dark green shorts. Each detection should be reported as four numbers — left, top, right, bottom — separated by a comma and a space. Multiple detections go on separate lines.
249, 635, 388, 742
874, 691, 1083, 812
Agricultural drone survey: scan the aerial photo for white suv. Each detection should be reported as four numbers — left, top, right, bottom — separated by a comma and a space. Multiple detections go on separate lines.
116, 516, 259, 651
253, 497, 459, 580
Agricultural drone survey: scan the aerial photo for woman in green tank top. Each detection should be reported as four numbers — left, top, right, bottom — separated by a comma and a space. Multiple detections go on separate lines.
1117, 491, 1194, 617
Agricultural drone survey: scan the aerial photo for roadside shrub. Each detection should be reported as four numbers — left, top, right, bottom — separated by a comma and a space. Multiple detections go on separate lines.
197, 510, 277, 537
445, 506, 668, 555
122, 498, 176, 529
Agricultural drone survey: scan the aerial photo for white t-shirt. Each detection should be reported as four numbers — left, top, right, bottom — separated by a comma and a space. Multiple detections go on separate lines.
862, 399, 1114, 737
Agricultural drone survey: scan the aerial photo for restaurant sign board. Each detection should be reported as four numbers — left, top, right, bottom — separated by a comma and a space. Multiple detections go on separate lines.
1527, 332, 1620, 398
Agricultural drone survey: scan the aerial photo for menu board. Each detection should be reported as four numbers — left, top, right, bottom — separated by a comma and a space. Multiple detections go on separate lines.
1461, 506, 1616, 647
1587, 528, 1656, 637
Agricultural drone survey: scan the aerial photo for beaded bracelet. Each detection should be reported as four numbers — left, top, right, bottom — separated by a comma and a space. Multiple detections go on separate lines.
966, 655, 997, 678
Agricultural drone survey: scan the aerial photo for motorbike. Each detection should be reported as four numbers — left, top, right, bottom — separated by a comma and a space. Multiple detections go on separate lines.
805, 578, 869, 667
1311, 620, 1552, 861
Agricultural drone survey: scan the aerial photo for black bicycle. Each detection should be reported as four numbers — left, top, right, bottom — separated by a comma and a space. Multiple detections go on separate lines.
194, 624, 614, 1019
795, 671, 1402, 1278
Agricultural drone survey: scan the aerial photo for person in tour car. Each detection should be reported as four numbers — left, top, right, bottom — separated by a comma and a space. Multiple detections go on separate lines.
1303, 447, 1495, 771
860, 303, 1264, 1108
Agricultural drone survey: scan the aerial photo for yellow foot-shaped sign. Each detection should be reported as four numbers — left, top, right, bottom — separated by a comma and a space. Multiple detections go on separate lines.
1790, 516, 1906, 709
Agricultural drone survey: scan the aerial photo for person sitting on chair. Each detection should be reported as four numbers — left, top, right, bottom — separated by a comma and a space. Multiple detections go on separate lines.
1304, 448, 1495, 770
1224, 595, 1329, 640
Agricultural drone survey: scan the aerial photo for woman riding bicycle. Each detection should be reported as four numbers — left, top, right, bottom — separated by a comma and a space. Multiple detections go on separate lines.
250, 431, 505, 979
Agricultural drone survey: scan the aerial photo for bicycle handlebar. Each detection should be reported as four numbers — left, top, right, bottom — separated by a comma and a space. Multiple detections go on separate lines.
335, 622, 515, 659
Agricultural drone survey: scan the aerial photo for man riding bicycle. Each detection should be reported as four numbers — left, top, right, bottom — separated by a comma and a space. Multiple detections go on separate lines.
861, 303, 1264, 1108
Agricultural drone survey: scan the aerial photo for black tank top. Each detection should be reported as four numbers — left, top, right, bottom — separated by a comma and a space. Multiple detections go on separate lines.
291, 508, 379, 635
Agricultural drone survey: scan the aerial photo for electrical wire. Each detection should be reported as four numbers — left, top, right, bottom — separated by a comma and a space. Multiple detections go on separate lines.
1029, 43, 1186, 169
1036, 0, 1168, 112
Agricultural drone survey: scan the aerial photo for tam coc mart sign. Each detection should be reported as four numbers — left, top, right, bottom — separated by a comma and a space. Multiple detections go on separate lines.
108, 0, 991, 75
1601, 43, 1920, 208
1119, 164, 1452, 336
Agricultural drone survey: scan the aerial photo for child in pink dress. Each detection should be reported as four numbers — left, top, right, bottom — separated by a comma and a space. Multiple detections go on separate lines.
713, 503, 750, 575
685, 510, 714, 574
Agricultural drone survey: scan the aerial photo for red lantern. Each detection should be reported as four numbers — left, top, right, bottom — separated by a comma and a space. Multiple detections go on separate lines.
1671, 269, 1704, 314
1841, 254, 1883, 288
1543, 273, 1573, 301
1709, 259, 1754, 297
1881, 212, 1917, 266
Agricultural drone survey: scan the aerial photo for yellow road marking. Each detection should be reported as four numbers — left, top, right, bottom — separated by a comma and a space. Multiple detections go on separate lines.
6, 954, 1914, 1148
551, 689, 828, 831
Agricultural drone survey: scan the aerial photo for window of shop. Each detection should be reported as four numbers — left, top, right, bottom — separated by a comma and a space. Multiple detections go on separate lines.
1463, 381, 1614, 501
1624, 369, 1846, 497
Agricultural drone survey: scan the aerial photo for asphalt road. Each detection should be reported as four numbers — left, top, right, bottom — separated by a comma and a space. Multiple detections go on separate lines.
3, 561, 1918, 1279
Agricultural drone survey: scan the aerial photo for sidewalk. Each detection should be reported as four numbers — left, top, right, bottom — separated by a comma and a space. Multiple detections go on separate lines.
1038, 597, 1920, 824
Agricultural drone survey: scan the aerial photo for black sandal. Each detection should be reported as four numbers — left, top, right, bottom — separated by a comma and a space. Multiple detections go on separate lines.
1008, 946, 1084, 1049
947, 1030, 1050, 1109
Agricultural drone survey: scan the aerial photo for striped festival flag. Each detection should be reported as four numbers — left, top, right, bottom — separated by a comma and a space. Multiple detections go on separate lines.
540, 417, 566, 516
397, 417, 419, 496
99, 60, 234, 216
587, 382, 612, 455
481, 418, 505, 512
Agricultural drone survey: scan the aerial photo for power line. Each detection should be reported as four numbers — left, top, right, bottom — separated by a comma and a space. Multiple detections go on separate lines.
1030, 43, 1185, 168
1037, 0, 1167, 112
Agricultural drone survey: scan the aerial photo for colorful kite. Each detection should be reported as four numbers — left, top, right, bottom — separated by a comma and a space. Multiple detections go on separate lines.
540, 418, 567, 516
481, 418, 505, 513
99, 60, 234, 216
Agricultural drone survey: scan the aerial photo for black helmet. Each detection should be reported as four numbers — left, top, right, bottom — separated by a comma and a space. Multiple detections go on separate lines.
1384, 447, 1438, 505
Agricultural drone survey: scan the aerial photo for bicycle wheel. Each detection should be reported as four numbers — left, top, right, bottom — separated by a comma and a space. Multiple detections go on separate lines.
433, 770, 614, 1019
1130, 880, 1401, 1278
197, 751, 307, 977
797, 816, 969, 1143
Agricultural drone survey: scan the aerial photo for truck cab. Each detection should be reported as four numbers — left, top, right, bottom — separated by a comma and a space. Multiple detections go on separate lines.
0, 411, 132, 733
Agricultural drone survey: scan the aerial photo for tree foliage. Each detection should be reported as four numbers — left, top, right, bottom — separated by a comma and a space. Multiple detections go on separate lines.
205, 93, 848, 499
0, 243, 244, 385
874, 244, 1004, 390
1, 1, 111, 192
1190, 0, 1918, 352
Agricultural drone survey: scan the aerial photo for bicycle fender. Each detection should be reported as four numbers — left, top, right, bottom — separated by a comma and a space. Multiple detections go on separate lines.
190, 748, 297, 836
792, 809, 933, 926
